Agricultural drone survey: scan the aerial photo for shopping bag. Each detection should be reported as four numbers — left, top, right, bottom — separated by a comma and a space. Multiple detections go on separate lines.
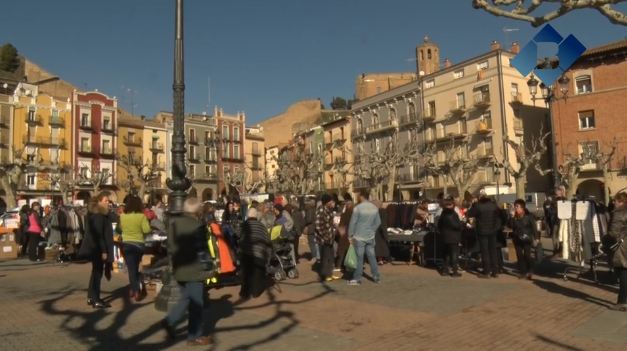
344, 244, 357, 271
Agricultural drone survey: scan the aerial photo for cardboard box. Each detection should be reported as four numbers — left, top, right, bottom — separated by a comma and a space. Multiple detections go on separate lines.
0, 241, 18, 260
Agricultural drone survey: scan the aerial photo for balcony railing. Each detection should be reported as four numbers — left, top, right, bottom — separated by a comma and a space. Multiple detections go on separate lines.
366, 119, 398, 134
188, 136, 199, 144
102, 123, 114, 133
100, 147, 113, 156
197, 173, 218, 181
473, 93, 491, 109
510, 93, 524, 105
78, 145, 93, 154
204, 138, 216, 146
423, 110, 436, 122
580, 161, 600, 172
399, 112, 420, 126
49, 116, 65, 128
79, 121, 93, 130
23, 136, 66, 148
188, 154, 200, 163
449, 101, 467, 116
123, 136, 142, 146
204, 156, 218, 164
26, 115, 42, 125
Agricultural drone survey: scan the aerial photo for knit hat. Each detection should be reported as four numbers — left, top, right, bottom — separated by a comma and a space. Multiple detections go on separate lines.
320, 193, 333, 205
274, 204, 284, 213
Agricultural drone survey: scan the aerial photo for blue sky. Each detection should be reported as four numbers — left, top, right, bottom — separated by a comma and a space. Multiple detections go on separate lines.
1, 1, 625, 124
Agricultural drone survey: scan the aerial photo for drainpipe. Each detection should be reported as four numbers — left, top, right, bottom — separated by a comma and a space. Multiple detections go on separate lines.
496, 51, 510, 193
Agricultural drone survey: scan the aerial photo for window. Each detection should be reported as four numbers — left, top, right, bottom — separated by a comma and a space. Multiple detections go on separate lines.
222, 125, 229, 140
477, 60, 489, 70
189, 164, 195, 177
579, 141, 599, 167
511, 83, 519, 96
428, 100, 436, 117
234, 126, 240, 142
204, 131, 210, 142
234, 144, 240, 159
26, 153, 35, 162
27, 174, 36, 186
425, 79, 435, 88
102, 140, 111, 154
374, 139, 381, 153
81, 113, 90, 127
205, 147, 210, 160
189, 129, 195, 143
127, 132, 135, 143
189, 145, 196, 159
453, 69, 464, 79
456, 92, 465, 108
223, 142, 230, 158
50, 149, 59, 164
252, 142, 259, 154
427, 49, 432, 59
389, 108, 397, 121
103, 116, 111, 130
578, 111, 595, 130
372, 112, 379, 127
356, 119, 363, 134
576, 75, 592, 94
205, 165, 210, 175
28, 107, 36, 121
408, 103, 416, 119
81, 137, 90, 151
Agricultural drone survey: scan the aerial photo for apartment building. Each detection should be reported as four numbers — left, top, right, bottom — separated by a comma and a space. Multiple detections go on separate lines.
216, 108, 246, 196
320, 110, 352, 195
244, 126, 265, 193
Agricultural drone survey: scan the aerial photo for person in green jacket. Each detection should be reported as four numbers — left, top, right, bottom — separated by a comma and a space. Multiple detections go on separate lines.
117, 195, 151, 301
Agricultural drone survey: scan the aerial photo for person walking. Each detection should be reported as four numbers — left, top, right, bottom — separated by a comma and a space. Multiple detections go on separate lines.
315, 194, 337, 282
82, 192, 114, 309
467, 194, 502, 278
239, 208, 272, 300
608, 192, 627, 312
510, 199, 538, 280
162, 198, 214, 346
117, 195, 152, 301
438, 197, 463, 277
347, 189, 381, 285
25, 202, 45, 261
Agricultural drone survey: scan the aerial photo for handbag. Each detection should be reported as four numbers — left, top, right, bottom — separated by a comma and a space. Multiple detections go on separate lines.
344, 244, 357, 271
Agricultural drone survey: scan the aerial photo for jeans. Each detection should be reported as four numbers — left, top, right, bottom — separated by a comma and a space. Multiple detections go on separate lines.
352, 238, 379, 282
442, 243, 460, 273
123, 243, 144, 293
616, 267, 627, 304
307, 234, 320, 260
478, 234, 498, 275
514, 241, 534, 275
166, 281, 205, 340
88, 255, 105, 300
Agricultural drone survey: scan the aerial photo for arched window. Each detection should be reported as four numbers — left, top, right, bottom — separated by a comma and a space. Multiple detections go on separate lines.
408, 103, 416, 120
428, 49, 432, 59
389, 108, 397, 121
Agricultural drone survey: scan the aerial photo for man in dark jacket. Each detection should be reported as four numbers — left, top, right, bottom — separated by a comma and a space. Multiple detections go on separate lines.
239, 208, 272, 299
608, 192, 627, 312
467, 195, 502, 278
438, 197, 463, 277
315, 194, 336, 282
84, 191, 114, 309
162, 198, 214, 346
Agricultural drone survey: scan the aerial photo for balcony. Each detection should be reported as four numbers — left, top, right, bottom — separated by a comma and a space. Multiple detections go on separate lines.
150, 142, 164, 153
26, 115, 42, 126
23, 136, 66, 149
423, 110, 436, 122
510, 93, 524, 106
476, 119, 493, 134
449, 102, 467, 117
188, 154, 200, 163
513, 117, 524, 135
580, 161, 600, 172
252, 149, 262, 156
102, 123, 115, 133
123, 136, 142, 147
473, 93, 491, 109
79, 121, 93, 131
204, 156, 218, 164
77, 145, 93, 155
204, 138, 216, 146
188, 136, 199, 145
100, 147, 114, 157
196, 173, 218, 182
366, 119, 398, 134
49, 116, 65, 128
399, 113, 420, 127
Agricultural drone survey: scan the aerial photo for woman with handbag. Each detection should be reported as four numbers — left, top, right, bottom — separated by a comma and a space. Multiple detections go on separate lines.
117, 195, 151, 302
510, 199, 538, 280
25, 202, 44, 262
608, 192, 627, 312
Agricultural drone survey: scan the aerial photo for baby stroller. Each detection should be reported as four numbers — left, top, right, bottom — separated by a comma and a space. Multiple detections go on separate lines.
268, 224, 299, 281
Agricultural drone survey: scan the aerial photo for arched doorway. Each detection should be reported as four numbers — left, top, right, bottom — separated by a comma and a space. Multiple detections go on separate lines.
188, 187, 198, 198
577, 179, 604, 202
202, 188, 214, 202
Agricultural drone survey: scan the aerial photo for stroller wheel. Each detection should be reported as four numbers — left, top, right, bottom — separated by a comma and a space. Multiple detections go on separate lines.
287, 269, 299, 279
274, 270, 286, 281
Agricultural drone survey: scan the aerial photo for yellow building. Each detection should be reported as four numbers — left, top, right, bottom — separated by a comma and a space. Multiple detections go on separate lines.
320, 111, 352, 195
142, 119, 168, 203
244, 126, 265, 193
116, 113, 147, 203
12, 83, 73, 203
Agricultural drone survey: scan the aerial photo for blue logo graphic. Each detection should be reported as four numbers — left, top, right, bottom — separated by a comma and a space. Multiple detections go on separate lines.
511, 24, 586, 85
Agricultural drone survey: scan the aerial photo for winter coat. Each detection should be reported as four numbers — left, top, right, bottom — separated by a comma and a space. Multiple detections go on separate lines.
239, 218, 272, 265
608, 206, 627, 268
467, 198, 502, 236
291, 208, 306, 235
82, 201, 114, 263
438, 208, 463, 244
315, 206, 336, 245
168, 214, 213, 282
510, 213, 538, 245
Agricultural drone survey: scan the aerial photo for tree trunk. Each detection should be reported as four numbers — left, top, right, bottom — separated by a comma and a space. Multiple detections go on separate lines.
0, 176, 17, 208
603, 166, 611, 205
515, 175, 526, 199
385, 168, 397, 201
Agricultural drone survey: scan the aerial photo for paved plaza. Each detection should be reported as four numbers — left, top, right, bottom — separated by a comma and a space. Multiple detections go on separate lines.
0, 246, 626, 351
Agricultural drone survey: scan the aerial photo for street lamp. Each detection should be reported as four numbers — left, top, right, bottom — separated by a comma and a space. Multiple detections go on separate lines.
526, 73, 570, 189
493, 161, 501, 203
155, 0, 191, 312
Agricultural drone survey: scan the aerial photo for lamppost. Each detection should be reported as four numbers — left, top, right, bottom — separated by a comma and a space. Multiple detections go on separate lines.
155, 0, 191, 312
493, 161, 501, 203
526, 73, 570, 189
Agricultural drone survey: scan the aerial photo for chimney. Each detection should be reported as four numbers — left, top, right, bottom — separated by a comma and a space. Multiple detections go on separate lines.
490, 40, 501, 51
443, 58, 452, 68
511, 41, 520, 54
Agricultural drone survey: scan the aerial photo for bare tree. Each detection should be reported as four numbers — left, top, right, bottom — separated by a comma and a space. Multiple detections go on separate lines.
76, 166, 112, 195
41, 165, 80, 206
499, 131, 551, 199
118, 156, 161, 199
473, 0, 627, 26
424, 140, 482, 199
0, 148, 28, 208
275, 142, 321, 195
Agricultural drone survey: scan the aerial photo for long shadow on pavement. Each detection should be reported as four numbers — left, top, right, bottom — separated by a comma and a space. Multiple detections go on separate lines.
534, 333, 585, 351
532, 279, 614, 309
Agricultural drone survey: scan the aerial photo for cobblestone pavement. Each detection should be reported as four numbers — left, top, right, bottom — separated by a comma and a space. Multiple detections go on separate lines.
0, 247, 626, 351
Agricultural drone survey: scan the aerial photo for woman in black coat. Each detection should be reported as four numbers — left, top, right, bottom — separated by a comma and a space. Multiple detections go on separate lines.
438, 198, 463, 277
238, 208, 272, 299
510, 199, 538, 280
83, 191, 114, 309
